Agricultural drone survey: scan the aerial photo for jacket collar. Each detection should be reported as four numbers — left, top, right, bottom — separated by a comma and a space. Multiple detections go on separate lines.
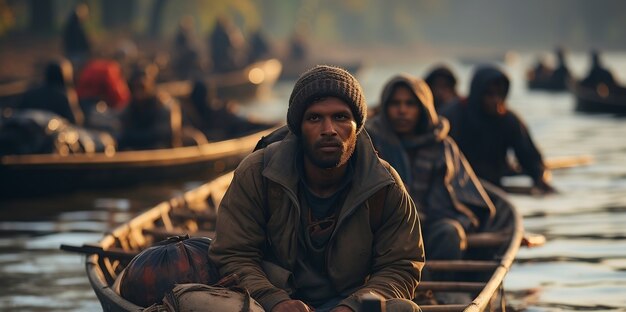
262, 130, 394, 206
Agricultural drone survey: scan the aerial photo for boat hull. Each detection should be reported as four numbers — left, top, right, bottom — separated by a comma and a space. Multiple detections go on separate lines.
75, 172, 522, 312
0, 126, 278, 198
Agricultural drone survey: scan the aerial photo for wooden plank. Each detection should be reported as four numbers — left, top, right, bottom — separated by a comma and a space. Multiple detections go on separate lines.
420, 304, 467, 312
545, 155, 593, 170
467, 232, 509, 248
60, 244, 137, 260
426, 260, 499, 271
141, 228, 215, 240
417, 282, 485, 292
170, 210, 216, 222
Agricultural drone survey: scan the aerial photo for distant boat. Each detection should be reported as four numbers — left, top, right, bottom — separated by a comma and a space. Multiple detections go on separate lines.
526, 70, 569, 92
63, 171, 525, 312
0, 59, 282, 108
279, 58, 363, 81
571, 82, 626, 115
157, 58, 283, 102
0, 124, 279, 198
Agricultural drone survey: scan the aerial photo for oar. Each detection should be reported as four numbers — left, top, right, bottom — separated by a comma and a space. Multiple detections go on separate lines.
60, 244, 137, 260
545, 155, 593, 170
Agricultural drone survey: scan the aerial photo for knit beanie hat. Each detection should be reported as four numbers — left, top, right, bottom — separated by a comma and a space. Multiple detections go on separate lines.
287, 65, 366, 136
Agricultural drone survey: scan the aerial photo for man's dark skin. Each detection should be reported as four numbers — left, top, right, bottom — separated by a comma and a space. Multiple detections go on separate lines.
272, 97, 356, 312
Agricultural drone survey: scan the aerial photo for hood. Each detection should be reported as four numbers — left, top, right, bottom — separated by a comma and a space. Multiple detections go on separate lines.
467, 66, 510, 114
379, 74, 440, 132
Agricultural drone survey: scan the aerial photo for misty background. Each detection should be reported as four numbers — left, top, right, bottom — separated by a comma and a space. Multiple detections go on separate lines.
1, 0, 625, 57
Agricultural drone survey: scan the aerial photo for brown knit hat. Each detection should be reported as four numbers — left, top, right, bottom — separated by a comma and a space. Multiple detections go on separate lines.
288, 65, 366, 136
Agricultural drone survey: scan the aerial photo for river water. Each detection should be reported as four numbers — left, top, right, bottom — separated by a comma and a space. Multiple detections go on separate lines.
1, 52, 625, 311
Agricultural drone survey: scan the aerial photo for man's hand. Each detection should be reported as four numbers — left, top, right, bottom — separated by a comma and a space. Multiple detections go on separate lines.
534, 178, 557, 195
330, 306, 354, 312
272, 300, 314, 312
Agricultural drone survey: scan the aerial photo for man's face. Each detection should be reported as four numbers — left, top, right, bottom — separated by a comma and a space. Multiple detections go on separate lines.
482, 82, 507, 116
301, 97, 357, 169
386, 85, 421, 136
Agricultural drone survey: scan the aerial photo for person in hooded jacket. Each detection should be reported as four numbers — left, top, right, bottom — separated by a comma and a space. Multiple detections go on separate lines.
209, 16, 246, 73
442, 66, 555, 194
117, 65, 183, 150
62, 3, 91, 63
366, 75, 513, 287
209, 65, 423, 312
19, 58, 84, 126
424, 65, 461, 112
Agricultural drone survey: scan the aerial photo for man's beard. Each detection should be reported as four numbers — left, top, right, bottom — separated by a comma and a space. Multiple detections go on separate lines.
303, 135, 357, 169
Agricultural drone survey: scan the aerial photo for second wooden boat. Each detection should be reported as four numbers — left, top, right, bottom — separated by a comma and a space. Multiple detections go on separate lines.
0, 125, 279, 198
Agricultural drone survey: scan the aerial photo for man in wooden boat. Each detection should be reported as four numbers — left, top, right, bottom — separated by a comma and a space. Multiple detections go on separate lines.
118, 64, 184, 150
366, 74, 513, 303
19, 58, 85, 126
442, 65, 556, 194
208, 16, 247, 73
424, 65, 461, 112
550, 47, 572, 90
581, 50, 617, 90
209, 65, 424, 312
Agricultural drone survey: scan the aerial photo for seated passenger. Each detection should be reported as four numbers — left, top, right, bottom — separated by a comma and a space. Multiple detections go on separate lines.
442, 66, 555, 194
581, 50, 616, 90
19, 58, 84, 126
550, 47, 571, 90
118, 65, 183, 150
76, 58, 131, 111
424, 65, 461, 112
366, 75, 511, 299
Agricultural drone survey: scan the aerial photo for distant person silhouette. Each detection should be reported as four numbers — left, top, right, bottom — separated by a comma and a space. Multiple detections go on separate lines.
551, 47, 571, 89
424, 65, 461, 112
209, 16, 246, 73
118, 65, 183, 150
581, 50, 616, 90
20, 58, 84, 125
171, 16, 203, 79
248, 29, 271, 63
62, 4, 92, 63
443, 66, 556, 194
288, 31, 308, 61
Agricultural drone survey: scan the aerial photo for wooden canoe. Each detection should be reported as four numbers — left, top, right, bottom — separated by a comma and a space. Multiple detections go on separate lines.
571, 83, 626, 115
0, 125, 279, 198
66, 171, 524, 312
157, 58, 282, 102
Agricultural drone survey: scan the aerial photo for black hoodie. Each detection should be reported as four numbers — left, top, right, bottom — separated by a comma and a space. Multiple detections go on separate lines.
442, 66, 547, 186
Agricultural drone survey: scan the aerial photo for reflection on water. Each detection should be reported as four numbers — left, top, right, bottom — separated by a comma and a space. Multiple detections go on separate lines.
1, 55, 626, 311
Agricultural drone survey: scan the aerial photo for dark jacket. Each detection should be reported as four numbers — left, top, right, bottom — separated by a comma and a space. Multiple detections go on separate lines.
366, 75, 495, 230
442, 66, 547, 186
118, 92, 182, 150
19, 61, 84, 125
209, 130, 424, 311
63, 9, 91, 59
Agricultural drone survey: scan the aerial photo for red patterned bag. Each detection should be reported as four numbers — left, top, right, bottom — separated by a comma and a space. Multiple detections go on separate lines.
120, 235, 220, 307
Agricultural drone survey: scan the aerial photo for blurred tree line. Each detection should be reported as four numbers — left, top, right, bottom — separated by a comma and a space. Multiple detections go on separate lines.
1, 0, 626, 50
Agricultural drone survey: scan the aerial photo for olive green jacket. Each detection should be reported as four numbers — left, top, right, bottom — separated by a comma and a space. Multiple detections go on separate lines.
209, 130, 424, 311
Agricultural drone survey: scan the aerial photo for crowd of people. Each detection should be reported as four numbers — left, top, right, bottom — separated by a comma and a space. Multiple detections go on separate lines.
1, 6, 276, 156
528, 46, 618, 92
